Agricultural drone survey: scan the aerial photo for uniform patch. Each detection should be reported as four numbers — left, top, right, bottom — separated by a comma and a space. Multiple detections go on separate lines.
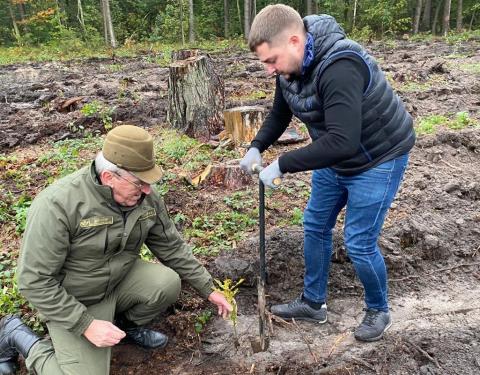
80, 216, 114, 228
139, 208, 156, 220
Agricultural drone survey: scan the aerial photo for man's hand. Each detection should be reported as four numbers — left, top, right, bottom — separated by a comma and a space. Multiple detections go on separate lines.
240, 147, 262, 175
208, 291, 233, 319
83, 319, 126, 347
259, 159, 283, 188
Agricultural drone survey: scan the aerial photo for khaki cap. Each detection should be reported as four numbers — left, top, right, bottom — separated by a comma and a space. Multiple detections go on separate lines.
103, 125, 163, 184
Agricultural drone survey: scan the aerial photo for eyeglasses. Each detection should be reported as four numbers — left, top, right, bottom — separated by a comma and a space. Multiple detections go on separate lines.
112, 171, 149, 190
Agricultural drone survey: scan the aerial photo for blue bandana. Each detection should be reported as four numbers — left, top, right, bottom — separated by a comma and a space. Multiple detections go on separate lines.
301, 33, 314, 76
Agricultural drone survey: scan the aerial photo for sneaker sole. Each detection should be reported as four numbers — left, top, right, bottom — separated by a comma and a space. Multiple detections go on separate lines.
354, 320, 392, 342
273, 315, 327, 324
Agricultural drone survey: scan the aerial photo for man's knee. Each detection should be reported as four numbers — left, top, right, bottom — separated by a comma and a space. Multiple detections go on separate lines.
145, 267, 181, 307
159, 269, 181, 306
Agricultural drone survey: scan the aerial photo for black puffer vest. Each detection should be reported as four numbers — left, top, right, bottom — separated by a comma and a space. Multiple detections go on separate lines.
279, 15, 415, 174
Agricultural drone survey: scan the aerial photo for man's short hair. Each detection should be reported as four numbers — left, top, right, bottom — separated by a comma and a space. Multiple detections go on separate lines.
95, 151, 120, 175
248, 4, 304, 52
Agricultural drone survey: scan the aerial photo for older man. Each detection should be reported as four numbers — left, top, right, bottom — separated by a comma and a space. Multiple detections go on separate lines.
0, 125, 231, 375
240, 4, 415, 342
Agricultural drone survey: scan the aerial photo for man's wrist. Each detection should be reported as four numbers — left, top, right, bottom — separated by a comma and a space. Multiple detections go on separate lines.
278, 156, 287, 174
71, 311, 95, 336
250, 141, 264, 153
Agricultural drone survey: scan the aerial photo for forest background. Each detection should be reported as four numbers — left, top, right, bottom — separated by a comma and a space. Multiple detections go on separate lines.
1, 0, 479, 57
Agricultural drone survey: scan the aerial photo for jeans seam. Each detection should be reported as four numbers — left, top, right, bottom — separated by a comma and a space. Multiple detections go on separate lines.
365, 159, 397, 310
364, 256, 387, 310
370, 158, 395, 232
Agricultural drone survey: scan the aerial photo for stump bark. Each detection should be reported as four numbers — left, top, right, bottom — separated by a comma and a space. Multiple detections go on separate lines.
167, 53, 224, 140
223, 106, 265, 145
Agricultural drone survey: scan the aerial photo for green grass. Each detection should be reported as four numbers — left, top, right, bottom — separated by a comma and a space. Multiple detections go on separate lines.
416, 112, 479, 135
223, 191, 255, 211
13, 194, 32, 234
394, 74, 447, 93
234, 89, 270, 101
0, 39, 247, 66
186, 210, 256, 255
457, 63, 480, 74
0, 255, 44, 333
80, 100, 115, 131
37, 137, 102, 178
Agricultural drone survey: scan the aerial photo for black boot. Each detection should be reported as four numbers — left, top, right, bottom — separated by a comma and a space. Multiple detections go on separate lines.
116, 315, 168, 349
0, 315, 41, 375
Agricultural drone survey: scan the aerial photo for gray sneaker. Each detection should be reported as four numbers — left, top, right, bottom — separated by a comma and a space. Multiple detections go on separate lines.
354, 309, 392, 342
270, 296, 327, 323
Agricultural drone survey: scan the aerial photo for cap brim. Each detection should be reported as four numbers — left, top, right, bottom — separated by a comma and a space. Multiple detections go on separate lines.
131, 165, 163, 185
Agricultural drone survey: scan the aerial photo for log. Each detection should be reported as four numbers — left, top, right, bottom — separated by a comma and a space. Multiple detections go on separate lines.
167, 55, 225, 140
223, 106, 265, 145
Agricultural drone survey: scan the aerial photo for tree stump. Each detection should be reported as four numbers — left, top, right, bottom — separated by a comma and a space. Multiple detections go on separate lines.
208, 160, 252, 189
223, 106, 265, 145
171, 49, 199, 61
167, 54, 224, 140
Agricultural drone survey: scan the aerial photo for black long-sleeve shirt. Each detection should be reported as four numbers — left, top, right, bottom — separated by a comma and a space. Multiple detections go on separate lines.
251, 57, 370, 174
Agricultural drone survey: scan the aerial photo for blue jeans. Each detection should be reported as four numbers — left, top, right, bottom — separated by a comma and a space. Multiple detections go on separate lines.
302, 154, 409, 312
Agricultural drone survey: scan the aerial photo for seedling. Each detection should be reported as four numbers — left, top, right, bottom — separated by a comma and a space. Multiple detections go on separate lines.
213, 278, 244, 348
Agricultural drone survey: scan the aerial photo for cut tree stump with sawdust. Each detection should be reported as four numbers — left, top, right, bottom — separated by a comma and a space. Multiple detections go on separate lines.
167, 51, 224, 141
223, 106, 265, 145
208, 160, 252, 189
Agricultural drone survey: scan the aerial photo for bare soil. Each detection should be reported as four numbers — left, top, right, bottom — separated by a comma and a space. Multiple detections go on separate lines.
1, 38, 480, 374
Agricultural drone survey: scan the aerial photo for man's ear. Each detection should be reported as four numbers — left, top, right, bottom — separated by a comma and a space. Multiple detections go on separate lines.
100, 170, 114, 186
288, 34, 303, 51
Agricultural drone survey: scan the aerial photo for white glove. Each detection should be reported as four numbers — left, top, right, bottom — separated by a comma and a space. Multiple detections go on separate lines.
240, 147, 262, 175
259, 159, 283, 188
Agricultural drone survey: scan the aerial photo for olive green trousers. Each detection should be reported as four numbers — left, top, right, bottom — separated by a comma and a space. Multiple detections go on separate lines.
26, 260, 181, 375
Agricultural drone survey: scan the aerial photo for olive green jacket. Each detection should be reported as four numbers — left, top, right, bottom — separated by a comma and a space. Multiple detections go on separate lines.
17, 163, 213, 336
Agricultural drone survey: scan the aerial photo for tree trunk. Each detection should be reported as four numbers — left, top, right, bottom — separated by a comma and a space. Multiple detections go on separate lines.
353, 0, 358, 29
17, 2, 26, 22
456, 0, 463, 32
314, 0, 319, 14
188, 0, 195, 43
101, 0, 116, 48
442, 0, 451, 36
8, 1, 21, 42
167, 54, 225, 140
224, 0, 229, 38
180, 0, 185, 45
343, 0, 350, 28
413, 0, 423, 33
101, 0, 108, 44
432, 0, 443, 35
223, 106, 265, 145
306, 0, 312, 15
244, 0, 251, 39
251, 0, 256, 19
422, 0, 432, 31
469, 9, 476, 31
237, 0, 243, 34
77, 0, 86, 35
